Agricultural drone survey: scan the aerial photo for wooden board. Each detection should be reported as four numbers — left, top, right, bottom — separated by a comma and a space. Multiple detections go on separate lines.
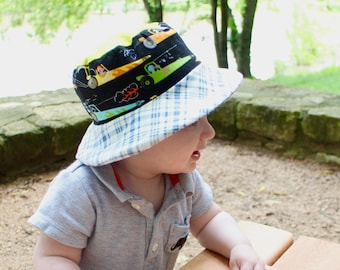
180, 220, 294, 269
273, 236, 340, 270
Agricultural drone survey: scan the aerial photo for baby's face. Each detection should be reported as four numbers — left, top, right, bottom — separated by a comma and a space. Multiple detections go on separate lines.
136, 117, 215, 174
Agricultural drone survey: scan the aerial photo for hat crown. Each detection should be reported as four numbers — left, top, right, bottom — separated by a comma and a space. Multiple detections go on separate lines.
73, 22, 200, 125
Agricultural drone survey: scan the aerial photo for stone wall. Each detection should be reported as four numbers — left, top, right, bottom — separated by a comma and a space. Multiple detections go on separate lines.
209, 79, 340, 163
0, 79, 339, 182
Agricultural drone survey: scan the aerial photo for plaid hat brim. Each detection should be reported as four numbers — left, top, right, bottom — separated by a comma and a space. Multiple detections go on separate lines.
76, 63, 242, 166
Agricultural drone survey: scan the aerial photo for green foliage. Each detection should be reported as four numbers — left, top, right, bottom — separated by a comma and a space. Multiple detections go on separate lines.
316, 0, 340, 12
269, 66, 340, 94
287, 1, 327, 67
165, 0, 191, 12
0, 0, 103, 43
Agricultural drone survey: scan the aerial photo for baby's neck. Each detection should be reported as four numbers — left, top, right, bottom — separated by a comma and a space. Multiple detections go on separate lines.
112, 162, 166, 212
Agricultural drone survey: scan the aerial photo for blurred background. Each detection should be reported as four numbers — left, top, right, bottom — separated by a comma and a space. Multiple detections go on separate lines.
0, 0, 339, 98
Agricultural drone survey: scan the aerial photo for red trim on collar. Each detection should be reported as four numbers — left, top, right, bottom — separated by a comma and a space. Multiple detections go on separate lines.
169, 174, 180, 186
112, 166, 125, 190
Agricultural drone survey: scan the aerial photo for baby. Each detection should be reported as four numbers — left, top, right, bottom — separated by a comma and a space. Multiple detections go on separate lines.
29, 22, 275, 270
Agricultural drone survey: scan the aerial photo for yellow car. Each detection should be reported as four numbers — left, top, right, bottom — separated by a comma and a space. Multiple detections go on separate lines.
77, 55, 151, 89
138, 27, 177, 49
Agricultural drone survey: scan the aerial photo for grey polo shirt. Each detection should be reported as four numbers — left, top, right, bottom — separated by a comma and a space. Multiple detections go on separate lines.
29, 160, 213, 270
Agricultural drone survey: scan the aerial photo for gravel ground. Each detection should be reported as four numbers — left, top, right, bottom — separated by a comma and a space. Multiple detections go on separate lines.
1, 140, 339, 270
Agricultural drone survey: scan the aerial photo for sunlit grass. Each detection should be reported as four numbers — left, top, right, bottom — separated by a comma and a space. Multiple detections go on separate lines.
268, 66, 340, 94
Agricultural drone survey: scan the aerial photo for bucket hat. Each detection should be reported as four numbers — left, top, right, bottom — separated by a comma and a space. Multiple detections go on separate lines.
73, 22, 242, 166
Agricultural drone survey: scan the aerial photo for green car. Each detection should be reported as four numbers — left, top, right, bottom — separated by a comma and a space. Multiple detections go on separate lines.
136, 55, 193, 88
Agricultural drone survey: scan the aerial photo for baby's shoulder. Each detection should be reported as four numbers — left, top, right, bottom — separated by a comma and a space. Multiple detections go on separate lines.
50, 160, 98, 191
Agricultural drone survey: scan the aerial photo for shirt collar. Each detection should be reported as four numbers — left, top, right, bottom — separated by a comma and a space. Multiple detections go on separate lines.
90, 164, 195, 204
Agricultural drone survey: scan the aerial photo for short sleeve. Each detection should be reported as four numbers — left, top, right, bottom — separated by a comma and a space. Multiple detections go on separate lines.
28, 163, 96, 248
189, 170, 214, 219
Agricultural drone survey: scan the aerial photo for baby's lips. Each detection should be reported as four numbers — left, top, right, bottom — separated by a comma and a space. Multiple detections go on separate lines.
191, 150, 201, 161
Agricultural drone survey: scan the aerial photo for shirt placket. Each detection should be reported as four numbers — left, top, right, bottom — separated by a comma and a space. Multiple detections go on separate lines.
128, 199, 161, 269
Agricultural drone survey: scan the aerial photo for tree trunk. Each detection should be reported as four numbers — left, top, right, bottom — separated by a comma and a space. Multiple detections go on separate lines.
211, 0, 229, 68
143, 0, 163, 22
236, 0, 258, 77
211, 0, 258, 77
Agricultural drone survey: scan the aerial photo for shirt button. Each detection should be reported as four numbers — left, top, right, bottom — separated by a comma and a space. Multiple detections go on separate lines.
152, 243, 159, 252
131, 203, 141, 210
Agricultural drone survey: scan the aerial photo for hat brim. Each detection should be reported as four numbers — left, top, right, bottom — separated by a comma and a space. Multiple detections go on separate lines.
76, 63, 243, 166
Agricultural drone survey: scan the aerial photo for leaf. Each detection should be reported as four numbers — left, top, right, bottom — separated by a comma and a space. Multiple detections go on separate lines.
236, 191, 247, 197
264, 199, 282, 206
321, 170, 335, 175
258, 185, 266, 193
